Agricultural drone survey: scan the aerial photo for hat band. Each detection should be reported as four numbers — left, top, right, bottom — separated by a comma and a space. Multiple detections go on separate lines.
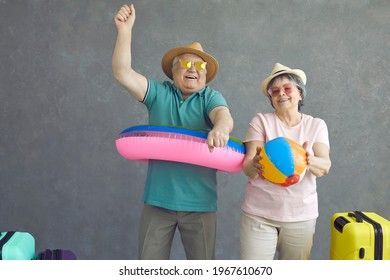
272, 69, 287, 75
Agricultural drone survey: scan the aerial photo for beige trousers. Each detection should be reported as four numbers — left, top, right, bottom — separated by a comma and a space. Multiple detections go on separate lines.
240, 210, 316, 260
138, 204, 216, 260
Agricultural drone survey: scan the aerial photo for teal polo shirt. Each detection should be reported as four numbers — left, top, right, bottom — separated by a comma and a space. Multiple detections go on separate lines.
141, 80, 229, 212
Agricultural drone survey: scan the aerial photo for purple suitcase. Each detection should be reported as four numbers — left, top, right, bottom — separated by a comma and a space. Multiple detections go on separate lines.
35, 249, 77, 260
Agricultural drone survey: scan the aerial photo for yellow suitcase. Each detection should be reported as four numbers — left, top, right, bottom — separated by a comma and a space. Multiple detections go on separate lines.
330, 211, 390, 260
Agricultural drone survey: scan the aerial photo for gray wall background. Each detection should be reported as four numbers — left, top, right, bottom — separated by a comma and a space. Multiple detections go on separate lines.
1, 0, 389, 260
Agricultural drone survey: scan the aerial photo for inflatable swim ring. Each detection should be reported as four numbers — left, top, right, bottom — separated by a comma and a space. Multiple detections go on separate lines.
116, 125, 245, 172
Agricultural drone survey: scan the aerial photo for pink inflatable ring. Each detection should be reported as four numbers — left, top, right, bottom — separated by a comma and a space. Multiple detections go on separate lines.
116, 125, 245, 172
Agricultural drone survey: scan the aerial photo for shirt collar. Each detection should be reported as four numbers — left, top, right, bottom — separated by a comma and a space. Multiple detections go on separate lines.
169, 82, 207, 97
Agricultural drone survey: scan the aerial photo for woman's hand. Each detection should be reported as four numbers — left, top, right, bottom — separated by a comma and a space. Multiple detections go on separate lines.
302, 141, 331, 177
251, 147, 264, 179
242, 141, 264, 179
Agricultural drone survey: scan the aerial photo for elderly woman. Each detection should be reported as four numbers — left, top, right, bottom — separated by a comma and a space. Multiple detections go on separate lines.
240, 63, 331, 260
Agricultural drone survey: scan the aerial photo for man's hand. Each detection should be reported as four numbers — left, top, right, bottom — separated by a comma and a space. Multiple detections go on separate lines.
207, 128, 230, 153
114, 4, 136, 32
207, 106, 234, 153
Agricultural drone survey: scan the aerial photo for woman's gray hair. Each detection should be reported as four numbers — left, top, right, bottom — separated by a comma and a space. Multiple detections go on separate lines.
267, 73, 306, 111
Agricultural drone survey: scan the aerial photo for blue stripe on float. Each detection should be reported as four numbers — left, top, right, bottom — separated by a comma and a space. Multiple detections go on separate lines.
119, 125, 245, 154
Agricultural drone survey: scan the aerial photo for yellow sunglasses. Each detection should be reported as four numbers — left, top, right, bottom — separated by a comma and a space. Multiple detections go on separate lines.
179, 59, 207, 71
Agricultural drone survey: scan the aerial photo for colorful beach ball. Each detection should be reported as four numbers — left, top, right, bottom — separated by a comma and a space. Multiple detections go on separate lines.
259, 137, 307, 187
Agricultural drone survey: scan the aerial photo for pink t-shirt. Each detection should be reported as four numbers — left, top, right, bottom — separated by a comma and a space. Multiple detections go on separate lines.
241, 112, 330, 222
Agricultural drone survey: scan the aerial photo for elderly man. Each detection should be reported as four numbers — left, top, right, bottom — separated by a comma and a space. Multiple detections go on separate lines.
112, 4, 234, 260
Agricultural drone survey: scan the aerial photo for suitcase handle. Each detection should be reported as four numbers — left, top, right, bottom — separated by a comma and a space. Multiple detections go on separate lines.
348, 212, 363, 223
334, 216, 350, 233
